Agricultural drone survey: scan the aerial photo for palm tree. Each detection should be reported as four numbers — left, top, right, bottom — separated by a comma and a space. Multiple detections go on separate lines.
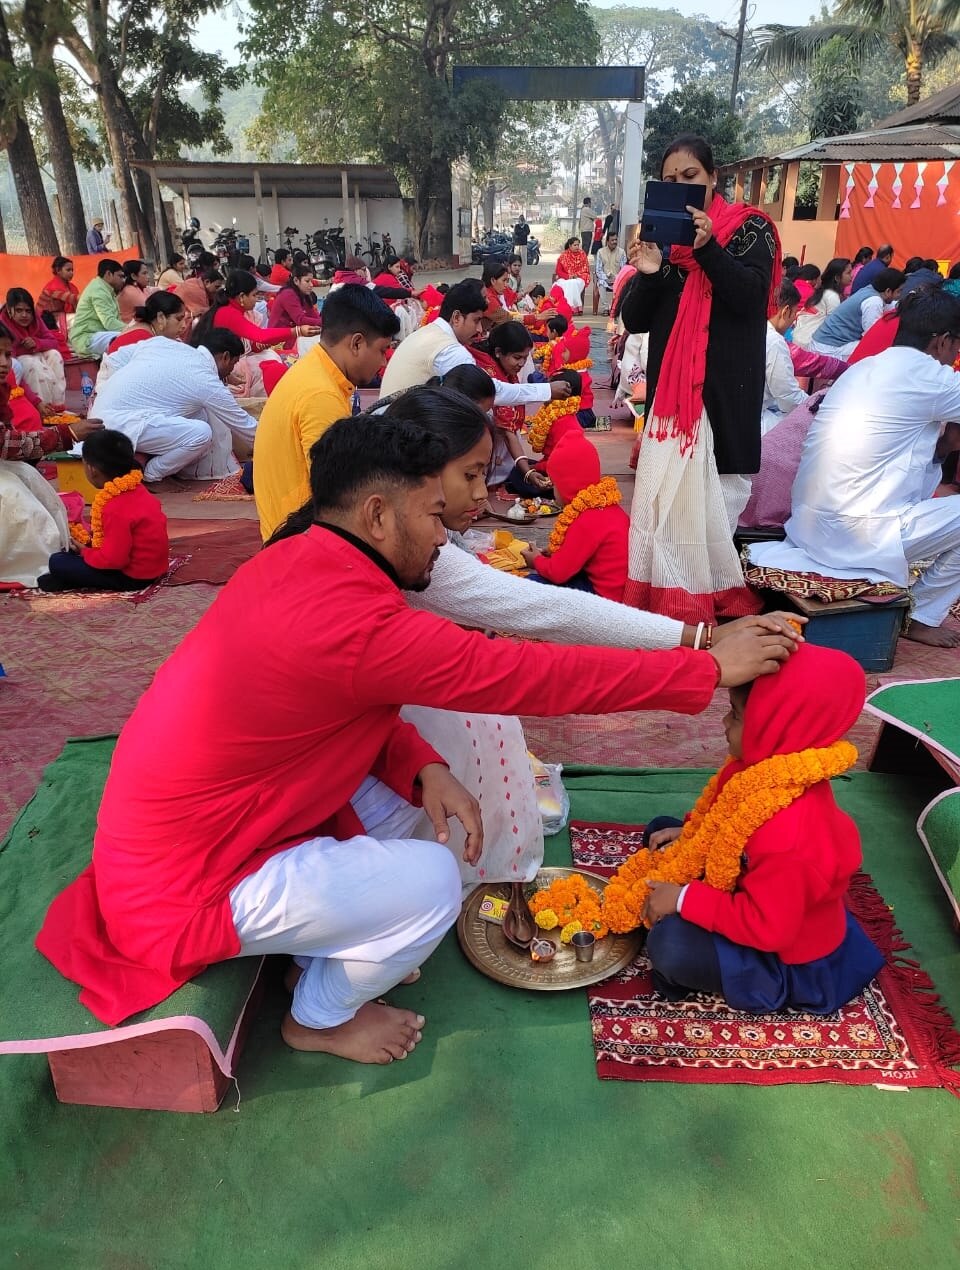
753, 1, 960, 107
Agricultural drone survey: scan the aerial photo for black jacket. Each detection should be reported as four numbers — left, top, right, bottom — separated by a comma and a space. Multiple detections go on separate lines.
619, 212, 776, 474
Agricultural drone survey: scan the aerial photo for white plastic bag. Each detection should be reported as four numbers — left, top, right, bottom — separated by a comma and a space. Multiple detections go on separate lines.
528, 752, 570, 836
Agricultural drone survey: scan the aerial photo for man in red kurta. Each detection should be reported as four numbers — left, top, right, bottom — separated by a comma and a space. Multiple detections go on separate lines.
37, 416, 793, 1065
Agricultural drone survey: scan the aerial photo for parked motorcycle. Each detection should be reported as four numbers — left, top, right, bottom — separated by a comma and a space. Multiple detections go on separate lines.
526, 236, 541, 266
180, 218, 205, 268
209, 223, 250, 270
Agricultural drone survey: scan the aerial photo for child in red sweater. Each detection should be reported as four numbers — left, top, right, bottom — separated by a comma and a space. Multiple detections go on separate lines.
522, 431, 628, 601
38, 430, 169, 592
640, 644, 884, 1013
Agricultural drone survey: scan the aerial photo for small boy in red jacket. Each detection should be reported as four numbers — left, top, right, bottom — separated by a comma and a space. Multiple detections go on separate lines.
38, 429, 169, 592
522, 431, 628, 602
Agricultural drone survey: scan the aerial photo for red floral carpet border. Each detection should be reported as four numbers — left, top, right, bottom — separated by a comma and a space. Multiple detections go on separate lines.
572, 822, 960, 1090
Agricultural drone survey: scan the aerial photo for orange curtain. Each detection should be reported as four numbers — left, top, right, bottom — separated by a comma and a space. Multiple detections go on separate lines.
0, 247, 141, 303
834, 161, 960, 271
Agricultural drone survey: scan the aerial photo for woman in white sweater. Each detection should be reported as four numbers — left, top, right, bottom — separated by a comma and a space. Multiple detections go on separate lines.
268, 384, 801, 889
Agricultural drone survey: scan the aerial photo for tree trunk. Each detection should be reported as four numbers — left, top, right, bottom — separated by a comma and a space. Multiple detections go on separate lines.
23, 3, 89, 254
905, 47, 922, 106
413, 157, 453, 258
0, 197, 7, 254
595, 106, 621, 205
0, 8, 60, 254
483, 180, 496, 234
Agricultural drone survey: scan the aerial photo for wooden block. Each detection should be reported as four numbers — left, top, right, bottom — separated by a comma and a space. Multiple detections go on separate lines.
783, 592, 910, 673
46, 971, 263, 1114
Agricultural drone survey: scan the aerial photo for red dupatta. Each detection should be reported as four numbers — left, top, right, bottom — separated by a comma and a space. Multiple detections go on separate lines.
651, 194, 781, 456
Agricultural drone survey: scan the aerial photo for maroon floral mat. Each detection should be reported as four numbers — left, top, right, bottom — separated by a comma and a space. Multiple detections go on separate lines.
572, 822, 960, 1089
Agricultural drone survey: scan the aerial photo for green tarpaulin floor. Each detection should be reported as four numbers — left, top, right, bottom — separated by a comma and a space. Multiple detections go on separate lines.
2, 755, 959, 1270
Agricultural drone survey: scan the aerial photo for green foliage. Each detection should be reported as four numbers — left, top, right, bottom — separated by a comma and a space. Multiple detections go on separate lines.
240, 0, 597, 208
809, 34, 863, 137
642, 86, 749, 175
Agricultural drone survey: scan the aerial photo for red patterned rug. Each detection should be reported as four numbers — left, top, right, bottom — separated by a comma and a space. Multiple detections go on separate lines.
572, 822, 960, 1090
5, 556, 190, 609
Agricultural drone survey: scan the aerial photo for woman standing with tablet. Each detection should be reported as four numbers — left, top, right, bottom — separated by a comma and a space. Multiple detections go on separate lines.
618, 134, 781, 624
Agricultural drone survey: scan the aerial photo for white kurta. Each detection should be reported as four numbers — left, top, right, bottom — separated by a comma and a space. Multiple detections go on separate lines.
751, 345, 960, 625
762, 324, 808, 436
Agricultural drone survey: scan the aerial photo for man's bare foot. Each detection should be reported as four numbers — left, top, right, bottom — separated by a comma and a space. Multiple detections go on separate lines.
902, 619, 960, 648
281, 1001, 425, 1063
285, 963, 420, 992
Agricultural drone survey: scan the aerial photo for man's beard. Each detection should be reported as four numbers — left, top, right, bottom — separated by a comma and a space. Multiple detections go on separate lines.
402, 547, 440, 593
394, 513, 440, 592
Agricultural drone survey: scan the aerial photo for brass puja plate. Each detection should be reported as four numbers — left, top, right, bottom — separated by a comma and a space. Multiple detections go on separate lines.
457, 868, 644, 991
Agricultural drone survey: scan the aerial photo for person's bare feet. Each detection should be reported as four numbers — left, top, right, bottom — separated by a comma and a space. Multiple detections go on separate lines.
902, 619, 960, 648
281, 1001, 425, 1063
284, 962, 421, 993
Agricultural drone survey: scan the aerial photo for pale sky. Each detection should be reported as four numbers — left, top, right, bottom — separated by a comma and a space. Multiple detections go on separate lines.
196, 1, 825, 62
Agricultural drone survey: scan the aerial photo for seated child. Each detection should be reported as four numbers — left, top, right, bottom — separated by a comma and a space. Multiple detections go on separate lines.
38, 429, 169, 592
522, 431, 628, 602
636, 644, 884, 1014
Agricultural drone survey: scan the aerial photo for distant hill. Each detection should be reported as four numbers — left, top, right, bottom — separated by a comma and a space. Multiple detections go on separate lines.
182, 80, 268, 161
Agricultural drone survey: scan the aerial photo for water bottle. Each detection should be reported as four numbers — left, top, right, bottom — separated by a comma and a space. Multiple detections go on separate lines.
80, 371, 94, 405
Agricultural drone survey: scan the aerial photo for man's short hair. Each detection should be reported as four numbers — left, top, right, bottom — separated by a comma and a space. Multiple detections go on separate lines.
308, 415, 450, 514
97, 259, 122, 278
274, 248, 291, 265
439, 279, 486, 322
873, 267, 905, 294
893, 285, 960, 350
877, 244, 894, 260
904, 256, 924, 274
320, 285, 400, 343
192, 328, 244, 359
776, 279, 802, 309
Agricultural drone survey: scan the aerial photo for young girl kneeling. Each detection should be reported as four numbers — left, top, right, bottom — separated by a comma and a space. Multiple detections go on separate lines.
38, 430, 169, 592
637, 644, 884, 1014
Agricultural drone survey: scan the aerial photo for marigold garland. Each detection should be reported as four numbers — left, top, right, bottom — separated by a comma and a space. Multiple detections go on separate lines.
601, 740, 859, 932
527, 394, 582, 453
563, 357, 594, 372
9, 386, 24, 399
70, 469, 143, 549
547, 476, 621, 554
532, 339, 557, 365
529, 872, 609, 939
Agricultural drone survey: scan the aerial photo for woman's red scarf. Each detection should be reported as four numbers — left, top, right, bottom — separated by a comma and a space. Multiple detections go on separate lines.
651, 194, 781, 456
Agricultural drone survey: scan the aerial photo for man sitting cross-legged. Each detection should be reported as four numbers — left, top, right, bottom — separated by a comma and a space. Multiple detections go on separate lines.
752, 285, 960, 647
37, 414, 794, 1064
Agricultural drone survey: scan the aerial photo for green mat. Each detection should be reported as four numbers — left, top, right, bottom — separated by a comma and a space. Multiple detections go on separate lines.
0, 737, 260, 1060
918, 788, 960, 921
2, 755, 960, 1269
866, 677, 960, 769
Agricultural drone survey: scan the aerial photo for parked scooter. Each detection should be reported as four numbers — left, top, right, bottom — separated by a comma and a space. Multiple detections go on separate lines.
526, 236, 541, 266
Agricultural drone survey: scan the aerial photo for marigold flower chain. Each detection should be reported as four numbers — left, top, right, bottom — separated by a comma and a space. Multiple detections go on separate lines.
9, 386, 25, 400
547, 476, 622, 553
527, 394, 582, 453
532, 339, 557, 365
563, 358, 594, 372
70, 469, 144, 549
601, 741, 859, 932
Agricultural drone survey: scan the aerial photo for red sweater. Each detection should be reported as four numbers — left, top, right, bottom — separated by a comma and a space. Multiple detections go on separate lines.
268, 264, 291, 286
681, 643, 868, 964
269, 286, 321, 329
36, 526, 718, 1023
213, 300, 293, 352
81, 483, 169, 578
533, 504, 629, 602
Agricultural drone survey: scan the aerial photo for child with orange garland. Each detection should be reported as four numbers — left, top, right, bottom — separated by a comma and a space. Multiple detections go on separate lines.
635, 643, 883, 1013
522, 431, 628, 601
38, 429, 169, 592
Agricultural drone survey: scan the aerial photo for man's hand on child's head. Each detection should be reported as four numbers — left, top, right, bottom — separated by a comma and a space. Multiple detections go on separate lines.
712, 627, 795, 687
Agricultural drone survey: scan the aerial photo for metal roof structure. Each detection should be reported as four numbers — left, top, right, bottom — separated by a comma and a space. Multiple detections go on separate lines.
875, 83, 960, 129
130, 161, 402, 200
770, 123, 960, 164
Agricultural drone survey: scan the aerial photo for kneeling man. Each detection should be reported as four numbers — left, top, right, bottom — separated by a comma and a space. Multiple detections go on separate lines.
38, 416, 793, 1064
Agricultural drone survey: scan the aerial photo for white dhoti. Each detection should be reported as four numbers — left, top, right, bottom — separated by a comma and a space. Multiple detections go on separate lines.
229, 777, 461, 1030
17, 350, 66, 405
105, 412, 213, 482
0, 460, 69, 585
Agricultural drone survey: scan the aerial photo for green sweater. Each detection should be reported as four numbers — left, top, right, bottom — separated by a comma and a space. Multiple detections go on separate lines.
70, 277, 121, 355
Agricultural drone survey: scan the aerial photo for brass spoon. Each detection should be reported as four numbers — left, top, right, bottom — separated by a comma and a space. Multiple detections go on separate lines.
502, 881, 536, 948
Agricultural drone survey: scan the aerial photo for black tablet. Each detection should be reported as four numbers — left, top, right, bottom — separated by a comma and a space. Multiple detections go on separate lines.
638, 180, 707, 247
